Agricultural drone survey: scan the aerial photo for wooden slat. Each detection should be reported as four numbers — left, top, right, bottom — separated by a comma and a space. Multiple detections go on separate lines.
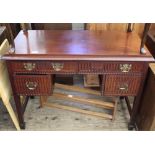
40, 96, 48, 107
53, 92, 114, 109
55, 83, 100, 96
41, 83, 117, 120
44, 102, 113, 119
84, 74, 99, 87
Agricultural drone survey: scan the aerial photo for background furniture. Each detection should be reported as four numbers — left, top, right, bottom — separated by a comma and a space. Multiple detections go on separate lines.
31, 23, 72, 30
0, 24, 21, 45
0, 39, 20, 130
135, 64, 155, 130
146, 30, 155, 58
85, 23, 155, 37
0, 26, 6, 45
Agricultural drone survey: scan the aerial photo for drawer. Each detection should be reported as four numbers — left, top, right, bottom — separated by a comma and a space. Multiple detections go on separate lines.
9, 61, 50, 73
79, 61, 145, 74
101, 74, 142, 96
50, 61, 78, 73
9, 61, 78, 74
14, 75, 53, 95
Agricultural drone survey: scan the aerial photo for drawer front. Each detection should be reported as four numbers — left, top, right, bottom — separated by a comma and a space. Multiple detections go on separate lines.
10, 61, 49, 73
79, 61, 145, 74
102, 74, 142, 96
50, 61, 78, 73
10, 61, 78, 74
14, 75, 53, 95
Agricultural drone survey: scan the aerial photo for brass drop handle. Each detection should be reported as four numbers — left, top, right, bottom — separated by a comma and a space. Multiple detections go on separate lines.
24, 63, 36, 71
119, 84, 128, 91
26, 82, 37, 90
120, 64, 132, 73
51, 62, 64, 71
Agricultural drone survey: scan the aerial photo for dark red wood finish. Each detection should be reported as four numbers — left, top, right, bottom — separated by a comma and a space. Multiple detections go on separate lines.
13, 75, 53, 95
3, 30, 154, 130
103, 74, 142, 96
3, 30, 153, 61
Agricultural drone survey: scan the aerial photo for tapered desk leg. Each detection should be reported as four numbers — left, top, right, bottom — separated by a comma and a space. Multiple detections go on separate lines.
128, 96, 140, 130
14, 94, 25, 129
129, 93, 145, 130
128, 83, 146, 130
128, 99, 137, 130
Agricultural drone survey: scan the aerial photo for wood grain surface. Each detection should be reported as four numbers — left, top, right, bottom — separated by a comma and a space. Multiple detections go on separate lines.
2, 30, 153, 61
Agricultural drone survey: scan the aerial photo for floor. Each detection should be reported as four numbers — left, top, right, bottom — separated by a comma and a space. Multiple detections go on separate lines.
0, 75, 131, 131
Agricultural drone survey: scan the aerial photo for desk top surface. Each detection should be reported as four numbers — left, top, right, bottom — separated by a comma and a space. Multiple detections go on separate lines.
3, 30, 154, 61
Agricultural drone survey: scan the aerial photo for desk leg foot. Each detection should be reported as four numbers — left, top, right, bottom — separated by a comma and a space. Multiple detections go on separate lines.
30, 96, 35, 99
119, 96, 125, 100
20, 122, 25, 129
14, 95, 25, 130
128, 123, 135, 130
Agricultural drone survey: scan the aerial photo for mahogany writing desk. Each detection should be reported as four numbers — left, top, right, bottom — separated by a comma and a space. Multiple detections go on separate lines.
2, 30, 154, 130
